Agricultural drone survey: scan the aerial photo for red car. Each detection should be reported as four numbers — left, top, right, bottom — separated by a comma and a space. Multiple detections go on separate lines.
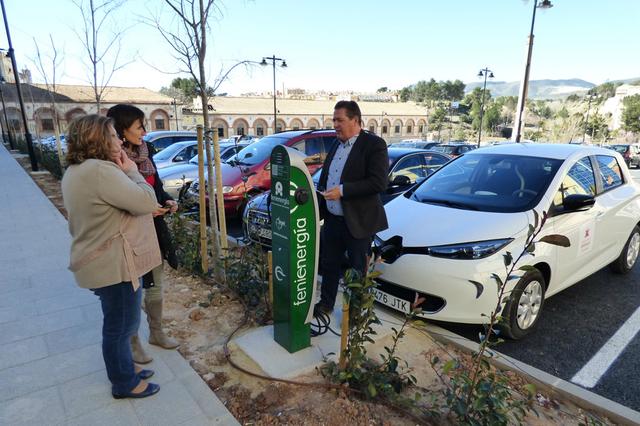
186, 129, 337, 217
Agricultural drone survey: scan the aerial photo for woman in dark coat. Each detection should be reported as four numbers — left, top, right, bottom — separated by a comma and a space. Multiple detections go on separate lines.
107, 104, 180, 364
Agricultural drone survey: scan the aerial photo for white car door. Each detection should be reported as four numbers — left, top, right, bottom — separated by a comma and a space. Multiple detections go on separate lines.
591, 154, 636, 265
547, 156, 605, 294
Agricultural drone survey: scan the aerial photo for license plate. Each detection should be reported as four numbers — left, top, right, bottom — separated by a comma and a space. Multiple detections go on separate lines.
249, 225, 271, 240
372, 288, 410, 313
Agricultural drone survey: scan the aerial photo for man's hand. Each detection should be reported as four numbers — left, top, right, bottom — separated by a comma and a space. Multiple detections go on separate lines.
165, 199, 178, 213
322, 186, 341, 201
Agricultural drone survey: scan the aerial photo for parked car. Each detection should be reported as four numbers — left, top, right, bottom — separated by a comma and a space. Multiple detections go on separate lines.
143, 130, 197, 151
373, 143, 640, 339
242, 148, 452, 246
153, 140, 198, 169
607, 144, 640, 168
158, 141, 249, 198
185, 129, 339, 218
394, 140, 440, 150
220, 135, 261, 144
431, 142, 476, 157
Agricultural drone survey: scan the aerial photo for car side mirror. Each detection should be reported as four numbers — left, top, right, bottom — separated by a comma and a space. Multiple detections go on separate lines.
563, 194, 595, 212
174, 155, 184, 162
390, 175, 412, 186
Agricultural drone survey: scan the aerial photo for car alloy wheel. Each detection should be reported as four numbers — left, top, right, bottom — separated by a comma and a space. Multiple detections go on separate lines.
516, 279, 543, 330
500, 269, 546, 339
611, 226, 640, 274
625, 232, 640, 269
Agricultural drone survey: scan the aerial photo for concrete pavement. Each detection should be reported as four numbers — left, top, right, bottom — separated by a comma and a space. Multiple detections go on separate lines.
0, 143, 238, 426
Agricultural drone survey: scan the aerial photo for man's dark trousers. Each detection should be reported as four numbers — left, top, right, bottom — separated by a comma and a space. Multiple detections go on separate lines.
319, 212, 370, 310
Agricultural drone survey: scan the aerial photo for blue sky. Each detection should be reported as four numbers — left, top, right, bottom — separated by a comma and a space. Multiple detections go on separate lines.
2, 0, 639, 95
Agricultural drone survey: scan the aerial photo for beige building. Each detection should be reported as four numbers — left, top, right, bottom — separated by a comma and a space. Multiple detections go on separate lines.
0, 83, 182, 138
183, 96, 430, 141
602, 84, 640, 131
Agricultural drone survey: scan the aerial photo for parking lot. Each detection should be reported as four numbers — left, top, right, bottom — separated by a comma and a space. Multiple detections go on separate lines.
433, 168, 640, 411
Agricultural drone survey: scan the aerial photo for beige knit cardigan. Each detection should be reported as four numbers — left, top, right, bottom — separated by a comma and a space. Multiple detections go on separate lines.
62, 159, 161, 290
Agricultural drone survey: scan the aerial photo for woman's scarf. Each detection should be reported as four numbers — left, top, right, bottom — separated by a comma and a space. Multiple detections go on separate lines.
124, 141, 156, 178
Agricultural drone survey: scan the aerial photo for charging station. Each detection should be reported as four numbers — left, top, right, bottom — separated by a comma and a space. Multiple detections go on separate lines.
270, 145, 320, 353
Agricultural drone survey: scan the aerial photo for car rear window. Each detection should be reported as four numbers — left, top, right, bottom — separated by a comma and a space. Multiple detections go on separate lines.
596, 155, 623, 191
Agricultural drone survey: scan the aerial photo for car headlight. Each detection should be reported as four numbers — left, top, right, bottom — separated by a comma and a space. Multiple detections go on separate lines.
223, 185, 234, 194
427, 238, 513, 260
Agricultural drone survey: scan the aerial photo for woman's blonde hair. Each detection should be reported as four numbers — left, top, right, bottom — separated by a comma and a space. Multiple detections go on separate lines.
65, 114, 115, 165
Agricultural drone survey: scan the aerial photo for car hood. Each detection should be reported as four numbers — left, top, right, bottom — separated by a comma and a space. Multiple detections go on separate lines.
377, 194, 530, 246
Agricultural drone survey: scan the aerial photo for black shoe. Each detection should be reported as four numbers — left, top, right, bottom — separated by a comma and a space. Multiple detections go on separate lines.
314, 303, 332, 317
137, 369, 154, 380
112, 382, 160, 399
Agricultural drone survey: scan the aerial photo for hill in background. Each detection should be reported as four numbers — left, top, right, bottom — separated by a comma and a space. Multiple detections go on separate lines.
464, 78, 595, 99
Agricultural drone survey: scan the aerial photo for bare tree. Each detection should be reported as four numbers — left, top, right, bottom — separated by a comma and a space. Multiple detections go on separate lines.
147, 0, 232, 273
72, 0, 130, 111
32, 35, 65, 169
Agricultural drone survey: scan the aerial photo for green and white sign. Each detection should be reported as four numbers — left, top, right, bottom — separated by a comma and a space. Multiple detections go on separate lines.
270, 145, 319, 353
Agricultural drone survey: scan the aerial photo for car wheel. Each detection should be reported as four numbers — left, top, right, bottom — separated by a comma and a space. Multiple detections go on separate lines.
610, 225, 640, 274
499, 269, 545, 340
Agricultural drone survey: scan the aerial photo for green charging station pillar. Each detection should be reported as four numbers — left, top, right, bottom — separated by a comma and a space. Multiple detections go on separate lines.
270, 145, 320, 353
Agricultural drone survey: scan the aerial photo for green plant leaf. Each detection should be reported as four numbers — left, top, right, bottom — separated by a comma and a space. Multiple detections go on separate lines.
503, 251, 513, 267
518, 265, 537, 272
490, 273, 504, 286
526, 242, 536, 254
367, 382, 377, 397
524, 383, 536, 396
533, 210, 539, 229
468, 280, 484, 299
443, 359, 456, 374
539, 234, 571, 247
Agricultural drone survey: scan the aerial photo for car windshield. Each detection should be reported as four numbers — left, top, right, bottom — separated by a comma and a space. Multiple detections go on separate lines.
153, 143, 189, 161
610, 145, 628, 154
409, 153, 563, 213
226, 135, 290, 166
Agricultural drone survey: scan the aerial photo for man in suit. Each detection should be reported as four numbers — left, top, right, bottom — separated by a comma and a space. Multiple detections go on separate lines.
316, 100, 389, 314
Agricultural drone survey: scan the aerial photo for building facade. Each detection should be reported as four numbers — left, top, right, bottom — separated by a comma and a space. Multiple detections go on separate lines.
0, 83, 182, 139
182, 96, 430, 142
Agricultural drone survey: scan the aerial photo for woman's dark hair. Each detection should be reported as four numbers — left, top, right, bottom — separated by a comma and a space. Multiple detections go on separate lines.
106, 104, 145, 140
334, 100, 363, 125
65, 114, 115, 165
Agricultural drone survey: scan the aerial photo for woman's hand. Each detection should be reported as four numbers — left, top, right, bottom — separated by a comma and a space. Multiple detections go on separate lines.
152, 204, 170, 217
165, 199, 178, 213
114, 150, 137, 173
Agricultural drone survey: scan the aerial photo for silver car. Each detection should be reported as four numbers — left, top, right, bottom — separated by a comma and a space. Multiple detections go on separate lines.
158, 142, 249, 198
153, 140, 198, 169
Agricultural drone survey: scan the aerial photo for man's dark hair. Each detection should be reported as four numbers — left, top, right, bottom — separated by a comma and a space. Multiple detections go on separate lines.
334, 100, 362, 125
106, 104, 146, 139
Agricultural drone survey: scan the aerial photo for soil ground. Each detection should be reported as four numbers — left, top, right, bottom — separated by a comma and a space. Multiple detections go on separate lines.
14, 151, 615, 425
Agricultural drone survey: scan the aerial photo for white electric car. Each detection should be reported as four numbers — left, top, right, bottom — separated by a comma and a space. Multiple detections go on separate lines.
373, 143, 640, 339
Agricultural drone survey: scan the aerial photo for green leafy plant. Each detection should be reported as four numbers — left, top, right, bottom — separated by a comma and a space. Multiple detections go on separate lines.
166, 211, 206, 275
433, 209, 570, 425
218, 243, 271, 324
321, 268, 437, 420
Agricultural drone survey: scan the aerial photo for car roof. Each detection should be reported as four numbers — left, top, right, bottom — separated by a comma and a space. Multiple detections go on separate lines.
474, 142, 618, 160
387, 147, 429, 158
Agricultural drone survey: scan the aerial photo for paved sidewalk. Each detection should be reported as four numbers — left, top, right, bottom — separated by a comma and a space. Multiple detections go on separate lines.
0, 144, 238, 426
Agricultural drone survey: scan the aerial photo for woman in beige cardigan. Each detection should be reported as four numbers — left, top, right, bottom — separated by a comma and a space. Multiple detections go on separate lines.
62, 114, 162, 399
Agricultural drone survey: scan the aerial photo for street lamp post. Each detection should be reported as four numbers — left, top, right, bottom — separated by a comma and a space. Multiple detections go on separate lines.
170, 99, 179, 130
477, 68, 494, 147
260, 55, 286, 134
513, 0, 553, 143
0, 0, 37, 170
0, 76, 13, 149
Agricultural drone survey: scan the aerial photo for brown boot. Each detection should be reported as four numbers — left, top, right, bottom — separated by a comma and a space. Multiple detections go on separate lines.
146, 298, 179, 349
130, 333, 153, 364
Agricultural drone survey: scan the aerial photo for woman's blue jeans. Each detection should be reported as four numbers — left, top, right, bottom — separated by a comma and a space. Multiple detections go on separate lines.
93, 282, 142, 395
